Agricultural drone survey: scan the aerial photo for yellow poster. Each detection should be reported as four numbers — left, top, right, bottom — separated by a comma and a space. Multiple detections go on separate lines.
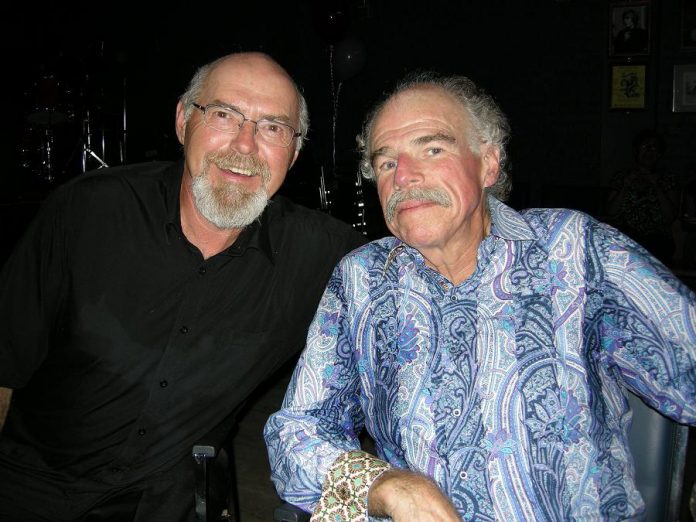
610, 65, 646, 109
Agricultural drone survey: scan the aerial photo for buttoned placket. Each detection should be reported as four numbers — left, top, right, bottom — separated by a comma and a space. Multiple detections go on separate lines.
110, 253, 219, 474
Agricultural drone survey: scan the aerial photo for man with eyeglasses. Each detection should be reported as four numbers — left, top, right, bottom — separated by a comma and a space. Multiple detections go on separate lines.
0, 52, 365, 521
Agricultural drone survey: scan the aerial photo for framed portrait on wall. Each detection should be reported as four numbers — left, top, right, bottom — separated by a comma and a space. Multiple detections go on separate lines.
610, 1, 650, 56
673, 64, 696, 112
610, 64, 647, 110
682, 0, 696, 50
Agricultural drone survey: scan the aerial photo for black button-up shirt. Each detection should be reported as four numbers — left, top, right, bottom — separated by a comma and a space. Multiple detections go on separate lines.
0, 161, 365, 486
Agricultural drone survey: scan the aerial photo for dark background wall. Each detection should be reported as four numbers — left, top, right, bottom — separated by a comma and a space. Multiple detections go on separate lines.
2, 0, 695, 241
1, 2, 695, 516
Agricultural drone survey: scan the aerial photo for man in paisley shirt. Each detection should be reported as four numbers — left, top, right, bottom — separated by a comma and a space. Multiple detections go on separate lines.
265, 72, 696, 521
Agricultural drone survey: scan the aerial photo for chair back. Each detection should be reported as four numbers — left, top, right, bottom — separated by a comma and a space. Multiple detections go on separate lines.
627, 391, 689, 522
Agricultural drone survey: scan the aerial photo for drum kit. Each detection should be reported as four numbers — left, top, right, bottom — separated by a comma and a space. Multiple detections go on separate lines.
19, 51, 127, 187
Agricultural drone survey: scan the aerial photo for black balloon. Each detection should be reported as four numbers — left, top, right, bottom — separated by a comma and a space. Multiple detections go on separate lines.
334, 37, 366, 81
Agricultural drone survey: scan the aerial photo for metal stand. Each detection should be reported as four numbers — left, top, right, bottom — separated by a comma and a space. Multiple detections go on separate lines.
193, 445, 216, 522
318, 166, 332, 211
38, 127, 56, 183
20, 44, 128, 183
81, 108, 109, 173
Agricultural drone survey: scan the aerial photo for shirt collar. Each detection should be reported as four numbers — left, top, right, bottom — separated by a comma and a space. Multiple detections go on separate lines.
232, 210, 275, 262
163, 160, 185, 226
487, 195, 537, 241
163, 160, 275, 262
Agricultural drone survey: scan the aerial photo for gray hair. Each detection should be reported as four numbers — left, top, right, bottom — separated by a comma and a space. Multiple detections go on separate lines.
356, 72, 511, 201
179, 54, 310, 153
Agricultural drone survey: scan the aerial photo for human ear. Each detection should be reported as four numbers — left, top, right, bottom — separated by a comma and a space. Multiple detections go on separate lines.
289, 148, 299, 170
175, 101, 186, 145
482, 146, 501, 188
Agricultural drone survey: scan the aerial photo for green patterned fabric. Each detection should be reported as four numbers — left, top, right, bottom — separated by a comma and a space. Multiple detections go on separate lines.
311, 450, 389, 521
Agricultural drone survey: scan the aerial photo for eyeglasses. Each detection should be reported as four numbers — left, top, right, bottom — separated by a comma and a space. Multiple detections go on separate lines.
192, 103, 301, 148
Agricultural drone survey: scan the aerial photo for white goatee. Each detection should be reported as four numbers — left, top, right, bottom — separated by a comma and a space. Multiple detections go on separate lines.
191, 150, 272, 229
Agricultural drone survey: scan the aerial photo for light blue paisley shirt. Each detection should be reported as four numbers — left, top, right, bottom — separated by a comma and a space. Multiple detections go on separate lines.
265, 197, 696, 521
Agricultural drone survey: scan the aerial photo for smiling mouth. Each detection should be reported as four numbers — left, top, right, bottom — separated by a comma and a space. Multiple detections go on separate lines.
219, 166, 255, 177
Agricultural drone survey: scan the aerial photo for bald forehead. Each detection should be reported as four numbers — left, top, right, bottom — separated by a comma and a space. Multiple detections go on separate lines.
202, 52, 300, 121
212, 53, 292, 80
207, 54, 296, 96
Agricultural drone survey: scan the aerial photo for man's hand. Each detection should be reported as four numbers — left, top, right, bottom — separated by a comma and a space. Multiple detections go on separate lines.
367, 468, 460, 521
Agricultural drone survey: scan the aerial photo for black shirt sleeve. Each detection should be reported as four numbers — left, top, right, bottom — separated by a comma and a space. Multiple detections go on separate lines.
0, 186, 72, 388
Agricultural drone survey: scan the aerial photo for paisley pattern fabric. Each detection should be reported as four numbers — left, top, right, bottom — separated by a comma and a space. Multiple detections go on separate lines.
265, 197, 696, 521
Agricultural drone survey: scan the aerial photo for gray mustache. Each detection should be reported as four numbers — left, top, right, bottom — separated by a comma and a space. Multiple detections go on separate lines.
205, 150, 271, 183
385, 187, 452, 222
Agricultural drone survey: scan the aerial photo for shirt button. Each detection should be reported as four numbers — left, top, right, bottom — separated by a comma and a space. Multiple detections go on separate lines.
160, 380, 168, 388
110, 467, 121, 473
450, 295, 457, 302
138, 429, 147, 436
198, 266, 206, 275
180, 325, 189, 334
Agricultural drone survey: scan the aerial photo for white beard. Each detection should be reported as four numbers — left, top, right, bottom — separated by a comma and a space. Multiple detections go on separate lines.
191, 148, 273, 229
191, 173, 269, 229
